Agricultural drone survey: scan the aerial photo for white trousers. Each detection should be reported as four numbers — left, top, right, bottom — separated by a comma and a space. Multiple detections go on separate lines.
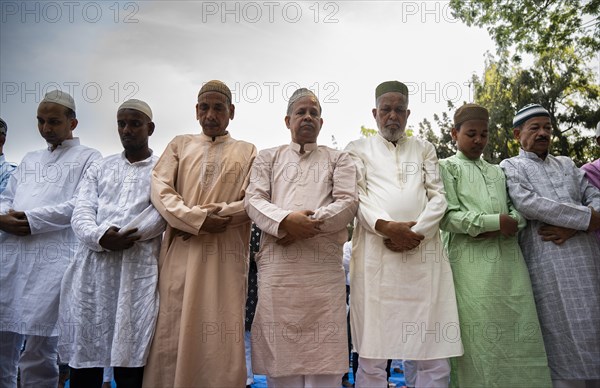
244, 330, 254, 385
0, 331, 58, 388
403, 360, 417, 387
266, 374, 343, 388
356, 357, 449, 388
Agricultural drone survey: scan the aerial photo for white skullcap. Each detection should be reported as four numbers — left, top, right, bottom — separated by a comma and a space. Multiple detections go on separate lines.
118, 99, 153, 120
40, 90, 76, 112
596, 121, 600, 138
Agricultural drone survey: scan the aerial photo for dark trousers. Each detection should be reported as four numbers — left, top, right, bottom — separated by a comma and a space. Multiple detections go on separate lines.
69, 366, 144, 388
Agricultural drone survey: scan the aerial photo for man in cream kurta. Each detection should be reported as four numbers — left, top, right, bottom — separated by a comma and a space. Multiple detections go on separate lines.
244, 88, 358, 388
345, 81, 463, 388
0, 91, 102, 387
143, 81, 256, 388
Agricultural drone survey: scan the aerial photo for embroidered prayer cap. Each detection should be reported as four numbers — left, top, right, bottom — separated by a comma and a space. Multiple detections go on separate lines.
118, 99, 153, 120
198, 80, 232, 102
375, 81, 409, 101
454, 103, 489, 127
40, 89, 76, 112
0, 117, 6, 132
512, 103, 550, 128
595, 121, 600, 138
287, 88, 321, 113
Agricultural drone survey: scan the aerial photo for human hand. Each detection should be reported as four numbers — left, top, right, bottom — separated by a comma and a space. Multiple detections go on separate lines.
200, 207, 232, 233
499, 214, 518, 237
538, 225, 577, 245
99, 226, 140, 250
0, 210, 31, 236
376, 220, 424, 252
279, 210, 323, 240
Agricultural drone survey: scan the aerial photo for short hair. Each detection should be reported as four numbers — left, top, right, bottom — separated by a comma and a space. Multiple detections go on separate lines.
64, 107, 76, 119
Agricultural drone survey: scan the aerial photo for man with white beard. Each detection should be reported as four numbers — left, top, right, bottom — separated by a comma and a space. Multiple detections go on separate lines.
345, 81, 463, 388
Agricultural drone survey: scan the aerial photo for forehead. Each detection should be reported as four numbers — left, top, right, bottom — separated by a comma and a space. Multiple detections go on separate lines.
117, 108, 149, 121
37, 102, 67, 117
198, 91, 229, 105
523, 116, 551, 127
459, 119, 489, 131
289, 96, 320, 112
377, 92, 408, 107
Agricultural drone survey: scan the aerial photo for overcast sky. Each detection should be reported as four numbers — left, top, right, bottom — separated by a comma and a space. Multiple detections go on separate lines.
0, 1, 495, 162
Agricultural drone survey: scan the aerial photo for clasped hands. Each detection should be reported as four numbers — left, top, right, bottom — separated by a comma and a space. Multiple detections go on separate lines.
277, 210, 323, 246
376, 220, 424, 253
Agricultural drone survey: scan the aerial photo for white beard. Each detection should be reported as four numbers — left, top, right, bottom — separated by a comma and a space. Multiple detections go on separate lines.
379, 126, 404, 142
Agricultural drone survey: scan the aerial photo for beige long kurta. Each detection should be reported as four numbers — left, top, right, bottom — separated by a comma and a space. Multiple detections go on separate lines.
143, 133, 256, 388
345, 134, 463, 360
244, 142, 358, 377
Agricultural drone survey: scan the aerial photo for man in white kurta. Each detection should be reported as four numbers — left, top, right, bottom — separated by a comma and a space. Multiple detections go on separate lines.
345, 81, 463, 388
58, 99, 165, 387
245, 88, 358, 388
0, 91, 102, 387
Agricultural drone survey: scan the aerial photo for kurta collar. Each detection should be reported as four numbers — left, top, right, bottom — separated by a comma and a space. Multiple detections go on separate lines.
289, 142, 318, 154
46, 137, 80, 152
199, 132, 230, 143
120, 149, 154, 166
456, 150, 484, 166
519, 148, 548, 162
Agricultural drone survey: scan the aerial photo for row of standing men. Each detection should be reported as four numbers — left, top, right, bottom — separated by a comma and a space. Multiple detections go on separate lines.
0, 80, 599, 388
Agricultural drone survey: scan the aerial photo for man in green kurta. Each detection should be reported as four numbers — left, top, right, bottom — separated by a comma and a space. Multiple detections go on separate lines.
439, 103, 551, 387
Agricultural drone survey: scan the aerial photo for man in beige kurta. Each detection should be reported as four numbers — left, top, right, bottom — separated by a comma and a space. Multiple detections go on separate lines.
143, 80, 257, 388
345, 81, 463, 388
244, 88, 358, 388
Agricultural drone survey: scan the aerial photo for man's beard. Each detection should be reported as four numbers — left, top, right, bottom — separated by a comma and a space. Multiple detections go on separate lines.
379, 126, 404, 142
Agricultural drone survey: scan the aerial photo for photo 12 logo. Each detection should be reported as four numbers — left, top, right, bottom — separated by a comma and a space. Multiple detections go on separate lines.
224, 81, 340, 104
1, 1, 140, 24
200, 2, 340, 24
1, 82, 140, 104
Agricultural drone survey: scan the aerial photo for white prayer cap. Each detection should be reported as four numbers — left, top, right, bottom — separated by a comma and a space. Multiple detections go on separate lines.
40, 90, 76, 112
118, 99, 153, 120
595, 121, 600, 138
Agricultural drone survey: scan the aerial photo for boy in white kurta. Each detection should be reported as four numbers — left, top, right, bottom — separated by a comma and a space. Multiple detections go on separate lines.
345, 81, 463, 388
0, 91, 102, 387
58, 99, 165, 387
245, 88, 358, 388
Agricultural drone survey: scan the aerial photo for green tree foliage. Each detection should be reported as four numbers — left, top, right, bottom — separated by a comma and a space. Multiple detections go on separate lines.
449, 0, 599, 58
419, 0, 600, 165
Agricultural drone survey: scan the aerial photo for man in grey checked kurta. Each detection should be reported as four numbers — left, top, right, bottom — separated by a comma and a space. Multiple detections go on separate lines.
500, 104, 600, 388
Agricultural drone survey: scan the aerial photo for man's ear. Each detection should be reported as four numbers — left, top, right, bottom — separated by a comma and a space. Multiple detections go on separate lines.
148, 122, 155, 137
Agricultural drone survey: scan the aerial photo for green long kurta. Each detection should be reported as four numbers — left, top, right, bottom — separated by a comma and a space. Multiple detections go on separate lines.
439, 151, 551, 388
